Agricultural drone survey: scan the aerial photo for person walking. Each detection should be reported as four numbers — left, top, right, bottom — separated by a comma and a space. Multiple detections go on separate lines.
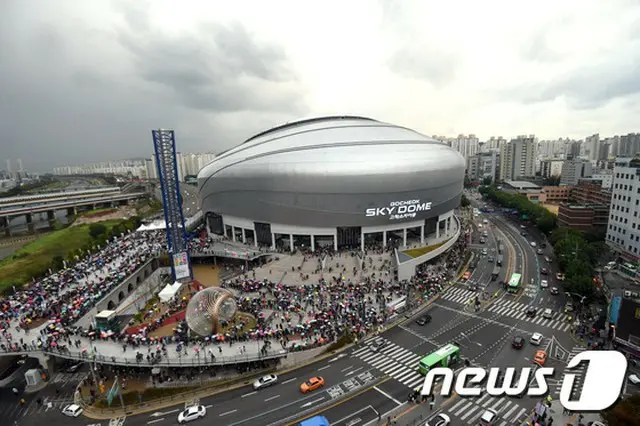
429, 394, 436, 410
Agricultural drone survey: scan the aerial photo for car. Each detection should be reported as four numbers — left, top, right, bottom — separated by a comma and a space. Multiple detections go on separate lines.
478, 408, 498, 426
487, 256, 494, 263
479, 238, 486, 244
481, 248, 488, 255
416, 314, 432, 326
512, 336, 524, 349
534, 350, 548, 366
540, 267, 548, 275
177, 405, 206, 424
628, 374, 640, 385
530, 332, 543, 345
540, 280, 548, 288
300, 376, 325, 393
462, 271, 471, 280
253, 373, 278, 390
537, 248, 544, 255
483, 219, 488, 224
520, 231, 527, 236
556, 272, 565, 280
545, 256, 552, 263
530, 241, 537, 247
565, 302, 574, 312
520, 224, 526, 229
550, 287, 559, 295
425, 413, 451, 426
543, 308, 553, 319
370, 337, 385, 352
525, 307, 537, 317
61, 404, 83, 417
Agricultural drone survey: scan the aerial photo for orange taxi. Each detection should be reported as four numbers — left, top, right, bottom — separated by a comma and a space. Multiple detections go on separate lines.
300, 376, 325, 393
533, 350, 547, 366
462, 271, 471, 280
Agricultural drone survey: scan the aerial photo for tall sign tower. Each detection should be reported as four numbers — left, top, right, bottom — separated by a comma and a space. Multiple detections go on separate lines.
152, 129, 192, 282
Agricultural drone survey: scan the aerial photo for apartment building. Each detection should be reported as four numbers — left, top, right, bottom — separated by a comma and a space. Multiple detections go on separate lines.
606, 157, 640, 263
499, 136, 536, 181
466, 150, 498, 182
560, 159, 593, 186
540, 160, 564, 178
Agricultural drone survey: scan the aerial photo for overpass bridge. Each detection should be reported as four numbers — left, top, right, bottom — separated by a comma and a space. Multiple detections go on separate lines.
0, 192, 146, 235
0, 186, 122, 209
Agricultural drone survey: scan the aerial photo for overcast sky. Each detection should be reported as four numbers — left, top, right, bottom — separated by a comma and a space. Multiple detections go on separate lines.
2, 0, 640, 172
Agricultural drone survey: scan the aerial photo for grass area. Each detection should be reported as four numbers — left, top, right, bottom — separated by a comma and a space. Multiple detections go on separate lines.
81, 208, 118, 218
136, 198, 163, 218
402, 240, 449, 258
0, 218, 138, 290
218, 312, 257, 336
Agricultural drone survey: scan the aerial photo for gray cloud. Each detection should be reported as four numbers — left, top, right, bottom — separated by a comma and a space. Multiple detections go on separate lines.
507, 49, 640, 109
387, 49, 458, 86
0, 1, 306, 172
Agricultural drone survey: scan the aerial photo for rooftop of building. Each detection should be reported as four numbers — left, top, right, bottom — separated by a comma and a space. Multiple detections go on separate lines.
503, 180, 542, 190
559, 202, 610, 209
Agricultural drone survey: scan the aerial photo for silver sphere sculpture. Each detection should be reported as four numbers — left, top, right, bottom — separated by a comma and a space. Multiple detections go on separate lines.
185, 287, 237, 336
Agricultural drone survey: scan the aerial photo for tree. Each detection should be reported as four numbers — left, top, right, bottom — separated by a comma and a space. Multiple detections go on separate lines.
89, 223, 107, 239
482, 176, 493, 185
460, 194, 470, 208
601, 395, 640, 426
543, 175, 561, 186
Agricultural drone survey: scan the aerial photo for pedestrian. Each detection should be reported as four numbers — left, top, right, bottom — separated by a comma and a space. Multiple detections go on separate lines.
429, 395, 435, 411
12, 387, 18, 395
20, 398, 25, 406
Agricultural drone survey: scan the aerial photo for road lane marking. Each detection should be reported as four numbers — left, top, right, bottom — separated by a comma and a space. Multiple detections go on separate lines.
205, 405, 213, 408
301, 397, 325, 408
264, 395, 280, 402
241, 391, 257, 398
220, 409, 238, 416
332, 405, 374, 425
147, 419, 165, 424
318, 365, 331, 371
341, 365, 354, 372
346, 367, 364, 376
281, 377, 296, 385
373, 386, 402, 405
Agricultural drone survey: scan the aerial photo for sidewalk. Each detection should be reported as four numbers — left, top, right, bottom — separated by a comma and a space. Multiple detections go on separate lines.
519, 400, 602, 426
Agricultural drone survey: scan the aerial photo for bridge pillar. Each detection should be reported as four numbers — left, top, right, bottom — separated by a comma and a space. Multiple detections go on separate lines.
47, 210, 55, 220
0, 216, 6, 229
241, 228, 246, 244
25, 213, 35, 232
67, 207, 76, 216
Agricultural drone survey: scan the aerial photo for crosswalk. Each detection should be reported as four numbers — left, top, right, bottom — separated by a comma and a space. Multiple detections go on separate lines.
523, 283, 537, 298
555, 346, 587, 397
351, 339, 424, 389
446, 391, 529, 425
51, 372, 86, 385
440, 287, 477, 305
486, 298, 572, 332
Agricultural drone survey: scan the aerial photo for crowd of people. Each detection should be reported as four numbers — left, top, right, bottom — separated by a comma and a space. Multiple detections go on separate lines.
0, 216, 470, 364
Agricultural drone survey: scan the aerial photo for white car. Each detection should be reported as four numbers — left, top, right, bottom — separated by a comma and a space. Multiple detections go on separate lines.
61, 404, 83, 417
530, 332, 543, 345
530, 241, 537, 247
253, 374, 278, 390
540, 280, 548, 288
543, 308, 553, 319
629, 374, 640, 385
425, 413, 451, 426
177, 405, 207, 424
478, 408, 498, 426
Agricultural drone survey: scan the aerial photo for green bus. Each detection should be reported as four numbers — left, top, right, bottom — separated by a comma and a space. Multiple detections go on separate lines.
418, 344, 461, 375
507, 273, 522, 293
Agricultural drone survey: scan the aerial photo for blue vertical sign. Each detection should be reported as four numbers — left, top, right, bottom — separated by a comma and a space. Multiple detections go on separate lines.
609, 296, 622, 325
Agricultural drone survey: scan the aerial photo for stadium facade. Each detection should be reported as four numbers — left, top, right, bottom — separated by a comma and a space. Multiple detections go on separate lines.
197, 116, 466, 251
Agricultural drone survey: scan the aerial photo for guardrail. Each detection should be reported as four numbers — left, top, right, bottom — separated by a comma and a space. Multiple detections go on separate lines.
1, 347, 288, 368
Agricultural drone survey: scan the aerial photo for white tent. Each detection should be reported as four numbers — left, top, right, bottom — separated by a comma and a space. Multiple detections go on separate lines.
158, 281, 183, 302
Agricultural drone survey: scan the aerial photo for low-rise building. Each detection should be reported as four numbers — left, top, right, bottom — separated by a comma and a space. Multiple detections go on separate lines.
543, 186, 570, 203
571, 179, 612, 205
502, 180, 546, 203
557, 203, 610, 231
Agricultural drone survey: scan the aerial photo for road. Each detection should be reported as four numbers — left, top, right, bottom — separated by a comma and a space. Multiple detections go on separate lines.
12, 202, 587, 426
